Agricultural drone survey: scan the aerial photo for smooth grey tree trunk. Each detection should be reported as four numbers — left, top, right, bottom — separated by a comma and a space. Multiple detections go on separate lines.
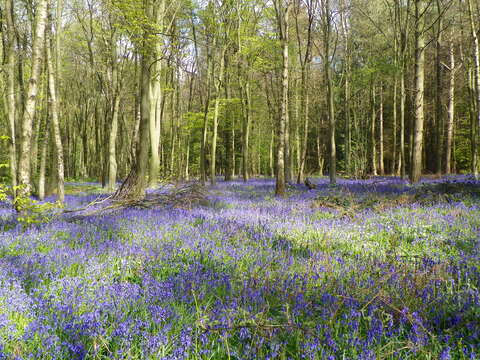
3, 0, 17, 197
108, 95, 120, 192
410, 0, 425, 183
17, 0, 48, 198
211, 47, 226, 186
434, 5, 443, 175
149, 7, 165, 187
38, 123, 49, 201
393, 75, 397, 175
467, 0, 480, 178
46, 8, 65, 203
379, 83, 384, 175
322, 0, 336, 184
274, 0, 291, 196
444, 37, 456, 174
269, 129, 274, 177
200, 43, 212, 185
370, 83, 377, 176
241, 78, 251, 182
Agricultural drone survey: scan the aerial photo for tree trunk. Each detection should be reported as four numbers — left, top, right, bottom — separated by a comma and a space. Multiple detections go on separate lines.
400, 69, 406, 178
46, 8, 65, 203
3, 0, 17, 197
294, 79, 300, 177
394, 0, 410, 179
379, 83, 384, 175
113, 34, 151, 200
269, 129, 275, 177
434, 7, 443, 175
340, 0, 351, 175
200, 44, 212, 185
284, 84, 291, 183
211, 47, 226, 186
107, 95, 120, 191
410, 0, 425, 183
467, 0, 480, 178
317, 128, 323, 176
17, 0, 48, 198
185, 135, 190, 181
224, 57, 234, 181
370, 83, 377, 176
297, 65, 310, 184
444, 37, 455, 174
323, 0, 336, 185
38, 124, 49, 201
241, 80, 251, 182
393, 75, 397, 175
148, 64, 161, 186
274, 0, 291, 196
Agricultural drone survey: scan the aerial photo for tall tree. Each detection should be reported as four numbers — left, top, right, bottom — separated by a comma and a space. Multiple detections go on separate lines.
434, 0, 443, 174
392, 0, 411, 179
2, 0, 17, 197
274, 0, 292, 196
17, 0, 48, 198
410, 0, 426, 183
444, 34, 456, 174
467, 0, 480, 178
46, 0, 65, 202
295, 0, 315, 184
148, 0, 166, 187
211, 45, 226, 186
320, 0, 336, 184
113, 0, 155, 200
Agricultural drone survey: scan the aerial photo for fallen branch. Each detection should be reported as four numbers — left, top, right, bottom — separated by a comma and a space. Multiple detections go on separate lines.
67, 182, 208, 218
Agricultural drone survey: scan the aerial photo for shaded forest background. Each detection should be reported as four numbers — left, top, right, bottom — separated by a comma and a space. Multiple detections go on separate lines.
1, 0, 480, 201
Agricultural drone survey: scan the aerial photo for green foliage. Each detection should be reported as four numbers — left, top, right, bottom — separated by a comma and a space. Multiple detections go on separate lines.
0, 184, 9, 202
0, 185, 61, 229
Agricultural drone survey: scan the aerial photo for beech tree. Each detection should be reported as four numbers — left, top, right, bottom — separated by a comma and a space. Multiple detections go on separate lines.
17, 0, 48, 198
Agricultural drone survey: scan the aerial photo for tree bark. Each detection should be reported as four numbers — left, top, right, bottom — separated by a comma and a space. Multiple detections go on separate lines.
340, 0, 351, 176
113, 11, 152, 201
393, 0, 410, 179
46, 5, 65, 203
370, 82, 377, 176
410, 0, 425, 183
148, 1, 165, 186
393, 75, 397, 175
379, 83, 384, 175
434, 3, 443, 175
297, 66, 310, 184
211, 47, 226, 185
200, 42, 212, 185
241, 81, 251, 182
323, 0, 336, 184
38, 122, 49, 201
295, 0, 314, 184
107, 95, 120, 191
17, 0, 48, 198
274, 0, 291, 196
2, 0, 17, 197
224, 54, 234, 181
444, 37, 455, 174
467, 0, 480, 178
269, 129, 275, 177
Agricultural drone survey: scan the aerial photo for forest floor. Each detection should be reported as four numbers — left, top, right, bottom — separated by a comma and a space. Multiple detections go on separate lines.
0, 176, 479, 359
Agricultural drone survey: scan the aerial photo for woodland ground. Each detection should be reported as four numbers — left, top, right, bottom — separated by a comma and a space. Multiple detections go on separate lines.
0, 176, 479, 360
